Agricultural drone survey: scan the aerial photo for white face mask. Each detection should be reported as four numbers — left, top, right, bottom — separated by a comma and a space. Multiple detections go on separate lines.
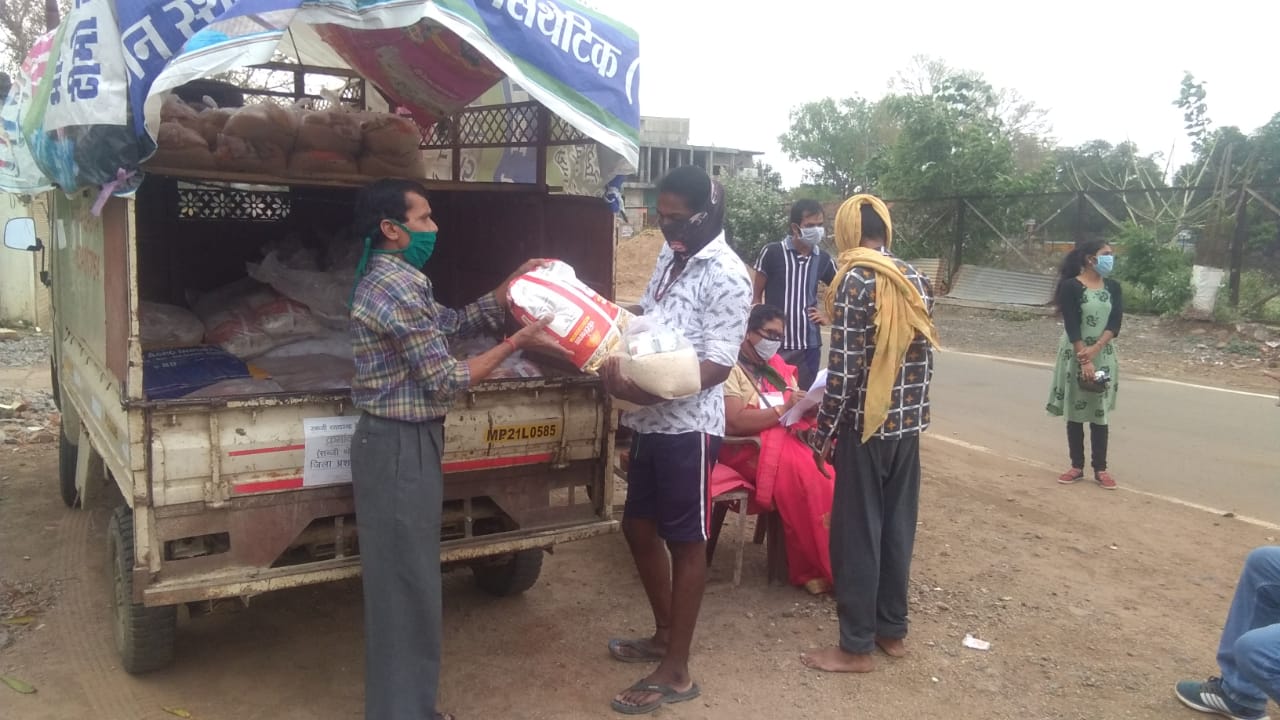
753, 336, 781, 361
797, 226, 825, 247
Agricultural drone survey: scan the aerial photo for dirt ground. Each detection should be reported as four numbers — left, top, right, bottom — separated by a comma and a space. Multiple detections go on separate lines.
2, 437, 1277, 720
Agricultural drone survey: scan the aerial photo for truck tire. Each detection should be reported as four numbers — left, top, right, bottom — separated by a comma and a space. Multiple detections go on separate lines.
471, 549, 544, 597
58, 428, 79, 509
108, 506, 176, 674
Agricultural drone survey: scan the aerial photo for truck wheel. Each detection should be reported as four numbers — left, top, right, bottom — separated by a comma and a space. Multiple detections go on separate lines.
472, 549, 544, 597
58, 428, 79, 508
108, 506, 176, 674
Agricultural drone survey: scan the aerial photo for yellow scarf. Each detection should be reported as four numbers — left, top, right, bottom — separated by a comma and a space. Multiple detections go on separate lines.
823, 195, 941, 443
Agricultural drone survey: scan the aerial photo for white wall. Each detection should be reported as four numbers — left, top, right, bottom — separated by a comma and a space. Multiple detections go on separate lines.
0, 194, 51, 328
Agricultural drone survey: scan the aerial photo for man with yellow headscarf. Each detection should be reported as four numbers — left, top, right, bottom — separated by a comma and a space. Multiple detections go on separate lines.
800, 194, 939, 674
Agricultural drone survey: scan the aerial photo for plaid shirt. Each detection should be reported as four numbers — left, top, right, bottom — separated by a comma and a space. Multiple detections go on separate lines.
350, 254, 504, 422
813, 251, 935, 445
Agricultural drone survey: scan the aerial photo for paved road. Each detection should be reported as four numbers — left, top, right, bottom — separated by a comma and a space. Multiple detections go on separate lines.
927, 351, 1280, 524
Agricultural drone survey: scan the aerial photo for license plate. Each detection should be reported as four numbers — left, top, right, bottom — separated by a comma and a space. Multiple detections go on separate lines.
485, 420, 562, 444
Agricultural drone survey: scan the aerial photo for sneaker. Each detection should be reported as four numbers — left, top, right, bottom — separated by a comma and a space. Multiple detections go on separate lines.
1058, 468, 1084, 484
1095, 471, 1117, 490
1174, 677, 1269, 720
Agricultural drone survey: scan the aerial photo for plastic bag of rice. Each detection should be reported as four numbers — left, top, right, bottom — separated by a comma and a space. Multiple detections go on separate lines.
613, 316, 701, 400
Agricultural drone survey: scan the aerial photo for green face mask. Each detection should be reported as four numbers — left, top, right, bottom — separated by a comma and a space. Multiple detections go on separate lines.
349, 221, 439, 306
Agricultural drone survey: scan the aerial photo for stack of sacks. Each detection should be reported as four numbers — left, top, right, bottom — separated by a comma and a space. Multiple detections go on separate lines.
290, 109, 362, 175
214, 102, 298, 174
360, 114, 426, 178
152, 95, 216, 169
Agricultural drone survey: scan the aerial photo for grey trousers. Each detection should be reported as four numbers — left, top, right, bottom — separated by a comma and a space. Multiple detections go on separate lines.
350, 412, 445, 720
830, 426, 921, 654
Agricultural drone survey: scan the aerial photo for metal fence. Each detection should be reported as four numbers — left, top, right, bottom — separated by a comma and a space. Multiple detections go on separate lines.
815, 185, 1280, 312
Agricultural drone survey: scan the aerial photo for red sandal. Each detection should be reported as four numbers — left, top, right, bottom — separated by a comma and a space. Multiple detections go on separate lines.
1095, 471, 1117, 490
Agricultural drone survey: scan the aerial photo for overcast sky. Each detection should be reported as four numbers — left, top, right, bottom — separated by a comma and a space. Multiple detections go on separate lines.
589, 0, 1280, 188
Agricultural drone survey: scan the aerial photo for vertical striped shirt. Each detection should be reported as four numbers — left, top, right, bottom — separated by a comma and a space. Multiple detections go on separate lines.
754, 237, 837, 350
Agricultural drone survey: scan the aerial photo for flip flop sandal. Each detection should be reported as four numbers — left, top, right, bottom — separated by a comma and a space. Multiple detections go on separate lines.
610, 681, 701, 715
608, 637, 665, 663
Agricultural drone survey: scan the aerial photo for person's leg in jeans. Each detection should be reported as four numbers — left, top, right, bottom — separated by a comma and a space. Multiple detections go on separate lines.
1220, 548, 1280, 708
801, 426, 880, 673
1176, 546, 1280, 718
874, 434, 921, 657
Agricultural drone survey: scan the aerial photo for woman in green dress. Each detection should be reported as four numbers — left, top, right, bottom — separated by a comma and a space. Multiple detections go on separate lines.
1046, 239, 1123, 489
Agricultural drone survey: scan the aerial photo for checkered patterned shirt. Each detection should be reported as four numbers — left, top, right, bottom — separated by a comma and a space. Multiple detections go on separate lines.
813, 251, 935, 445
350, 254, 505, 422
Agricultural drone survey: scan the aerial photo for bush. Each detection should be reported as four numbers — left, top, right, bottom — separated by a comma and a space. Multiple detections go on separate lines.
722, 172, 787, 264
1111, 222, 1193, 316
1215, 269, 1280, 324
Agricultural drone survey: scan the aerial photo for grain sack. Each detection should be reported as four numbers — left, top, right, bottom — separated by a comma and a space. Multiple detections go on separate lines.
614, 317, 701, 400
152, 122, 215, 169
295, 110, 362, 157
221, 102, 299, 154
507, 261, 628, 373
214, 134, 288, 175
289, 149, 359, 175
197, 108, 233, 147
358, 151, 426, 179
361, 114, 422, 155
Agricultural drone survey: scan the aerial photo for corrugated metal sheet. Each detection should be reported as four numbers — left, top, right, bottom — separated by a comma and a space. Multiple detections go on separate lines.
905, 258, 947, 293
945, 265, 1056, 306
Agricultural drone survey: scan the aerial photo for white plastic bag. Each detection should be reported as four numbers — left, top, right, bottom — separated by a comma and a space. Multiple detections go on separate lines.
614, 316, 701, 400
247, 250, 354, 328
507, 260, 630, 373
139, 301, 205, 350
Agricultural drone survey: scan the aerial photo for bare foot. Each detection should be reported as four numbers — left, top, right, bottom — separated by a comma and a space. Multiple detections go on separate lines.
800, 646, 874, 673
875, 637, 907, 657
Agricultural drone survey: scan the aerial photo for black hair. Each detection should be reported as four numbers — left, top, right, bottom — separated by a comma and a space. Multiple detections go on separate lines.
656, 165, 711, 213
860, 203, 888, 241
789, 199, 824, 226
353, 178, 430, 247
748, 303, 786, 333
1053, 238, 1109, 312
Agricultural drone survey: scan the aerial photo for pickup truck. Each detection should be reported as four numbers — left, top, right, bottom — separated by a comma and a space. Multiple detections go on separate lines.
1, 0, 641, 674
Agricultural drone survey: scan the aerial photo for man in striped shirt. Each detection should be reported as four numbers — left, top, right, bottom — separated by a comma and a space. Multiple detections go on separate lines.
753, 199, 836, 390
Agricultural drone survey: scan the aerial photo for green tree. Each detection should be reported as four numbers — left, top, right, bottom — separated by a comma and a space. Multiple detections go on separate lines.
723, 168, 787, 263
778, 96, 895, 196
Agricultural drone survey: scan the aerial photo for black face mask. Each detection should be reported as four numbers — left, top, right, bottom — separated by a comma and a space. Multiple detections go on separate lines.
660, 218, 692, 245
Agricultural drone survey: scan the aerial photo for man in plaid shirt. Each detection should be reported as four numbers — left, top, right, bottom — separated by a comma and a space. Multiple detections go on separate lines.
801, 196, 937, 675
347, 178, 563, 720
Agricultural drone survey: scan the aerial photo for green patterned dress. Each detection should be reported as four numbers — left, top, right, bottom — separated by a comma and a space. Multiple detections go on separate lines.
1046, 286, 1119, 425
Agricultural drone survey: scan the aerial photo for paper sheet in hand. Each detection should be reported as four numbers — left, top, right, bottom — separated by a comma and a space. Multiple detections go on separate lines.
779, 369, 827, 427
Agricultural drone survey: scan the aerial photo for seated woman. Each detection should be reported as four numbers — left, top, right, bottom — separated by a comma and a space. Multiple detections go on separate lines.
720, 304, 835, 594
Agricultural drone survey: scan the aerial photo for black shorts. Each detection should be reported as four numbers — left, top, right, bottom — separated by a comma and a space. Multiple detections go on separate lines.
623, 431, 722, 542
